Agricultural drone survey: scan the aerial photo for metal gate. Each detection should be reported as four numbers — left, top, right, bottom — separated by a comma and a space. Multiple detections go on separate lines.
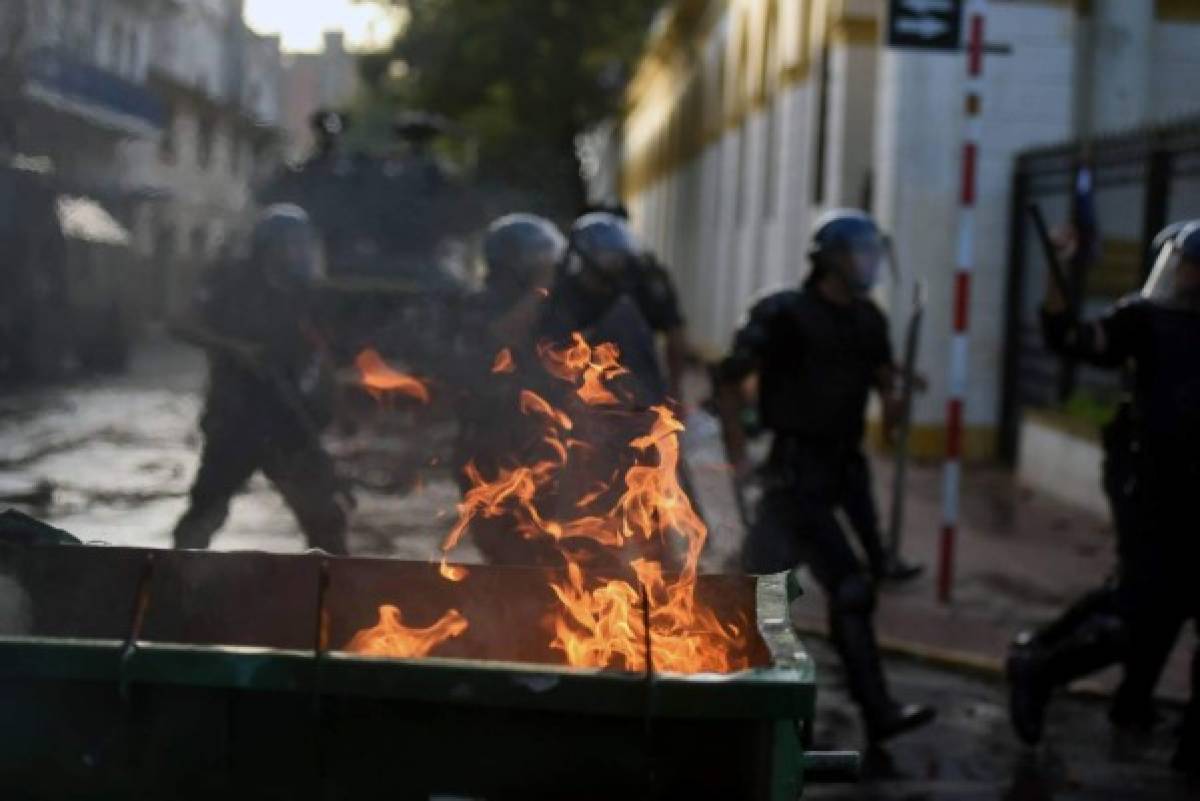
999, 116, 1200, 462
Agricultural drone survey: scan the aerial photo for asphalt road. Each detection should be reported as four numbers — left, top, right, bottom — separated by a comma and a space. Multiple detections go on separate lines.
804, 638, 1195, 800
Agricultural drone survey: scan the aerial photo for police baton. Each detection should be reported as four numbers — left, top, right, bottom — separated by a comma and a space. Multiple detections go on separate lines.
1029, 202, 1088, 401
1027, 203, 1075, 310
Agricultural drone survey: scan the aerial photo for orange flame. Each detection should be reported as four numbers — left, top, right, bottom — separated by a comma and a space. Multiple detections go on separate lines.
519, 390, 573, 431
355, 348, 430, 404
345, 605, 468, 658
441, 333, 750, 675
439, 557, 469, 582
492, 347, 516, 374
539, 333, 628, 406
547, 405, 747, 674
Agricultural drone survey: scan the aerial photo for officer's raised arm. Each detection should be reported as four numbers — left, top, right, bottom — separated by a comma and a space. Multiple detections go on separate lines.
1041, 275, 1138, 371
714, 298, 775, 479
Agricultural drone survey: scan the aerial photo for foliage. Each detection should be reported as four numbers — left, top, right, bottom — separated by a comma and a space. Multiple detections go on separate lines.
361, 0, 659, 218
1061, 390, 1119, 431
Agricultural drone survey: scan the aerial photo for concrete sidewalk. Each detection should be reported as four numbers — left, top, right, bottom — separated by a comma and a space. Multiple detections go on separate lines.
682, 408, 1195, 704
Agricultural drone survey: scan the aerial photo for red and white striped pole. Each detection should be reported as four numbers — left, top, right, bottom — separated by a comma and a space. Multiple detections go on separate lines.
938, 0, 988, 605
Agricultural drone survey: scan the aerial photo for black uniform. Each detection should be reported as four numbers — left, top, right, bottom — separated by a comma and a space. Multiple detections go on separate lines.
540, 274, 669, 407
1041, 295, 1200, 736
633, 254, 686, 336
720, 285, 903, 730
172, 265, 348, 554
723, 287, 893, 576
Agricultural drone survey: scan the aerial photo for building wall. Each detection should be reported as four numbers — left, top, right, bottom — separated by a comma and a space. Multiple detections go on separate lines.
623, 0, 839, 354
621, 0, 1200, 460
115, 0, 283, 313
878, 1, 1082, 457
279, 32, 360, 163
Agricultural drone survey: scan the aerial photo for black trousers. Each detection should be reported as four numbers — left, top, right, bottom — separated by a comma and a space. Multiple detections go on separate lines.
741, 440, 883, 583
741, 438, 895, 719
173, 415, 348, 554
1111, 457, 1200, 726
1113, 532, 1199, 726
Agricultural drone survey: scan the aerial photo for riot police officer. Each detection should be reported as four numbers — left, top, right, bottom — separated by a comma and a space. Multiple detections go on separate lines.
585, 202, 692, 401
715, 209, 935, 745
170, 205, 350, 554
1010, 220, 1200, 773
540, 212, 669, 406
454, 212, 568, 471
1006, 222, 1182, 745
446, 212, 689, 568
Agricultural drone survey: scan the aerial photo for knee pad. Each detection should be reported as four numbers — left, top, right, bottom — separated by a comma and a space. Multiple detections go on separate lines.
833, 574, 876, 615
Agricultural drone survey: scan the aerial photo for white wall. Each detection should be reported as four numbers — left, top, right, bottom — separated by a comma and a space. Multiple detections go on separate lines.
1087, 0, 1153, 136
874, 2, 1079, 444
1151, 21, 1200, 122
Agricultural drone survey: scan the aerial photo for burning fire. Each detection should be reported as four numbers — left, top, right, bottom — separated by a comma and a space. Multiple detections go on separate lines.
439, 558, 469, 582
345, 605, 468, 658
539, 333, 627, 407
492, 347, 515, 374
355, 348, 431, 404
440, 334, 749, 675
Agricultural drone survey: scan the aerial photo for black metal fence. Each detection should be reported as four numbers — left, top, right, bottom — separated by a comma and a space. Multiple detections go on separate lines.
999, 115, 1200, 462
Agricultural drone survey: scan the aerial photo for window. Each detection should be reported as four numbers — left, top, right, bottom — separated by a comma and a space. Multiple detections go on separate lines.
761, 3, 780, 220
127, 27, 140, 77
763, 101, 782, 220
160, 110, 177, 164
230, 132, 242, 176
190, 226, 207, 259
197, 117, 214, 170
111, 21, 125, 74
733, 22, 750, 225
734, 128, 749, 226
155, 224, 176, 259
812, 43, 831, 205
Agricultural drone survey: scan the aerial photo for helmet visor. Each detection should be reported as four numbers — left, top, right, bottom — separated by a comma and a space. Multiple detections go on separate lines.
574, 246, 636, 295
266, 226, 325, 287
1143, 240, 1181, 302
845, 238, 887, 294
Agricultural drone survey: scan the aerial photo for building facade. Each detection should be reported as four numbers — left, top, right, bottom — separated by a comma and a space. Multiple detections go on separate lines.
2, 0, 167, 197
2, 0, 286, 317
279, 32, 360, 163
120, 0, 285, 314
619, 0, 1200, 459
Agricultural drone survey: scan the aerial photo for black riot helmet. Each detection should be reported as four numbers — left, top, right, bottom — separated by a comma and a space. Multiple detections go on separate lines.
567, 212, 641, 297
310, 109, 348, 158
250, 204, 325, 291
1144, 219, 1200, 303
807, 209, 888, 296
483, 213, 567, 306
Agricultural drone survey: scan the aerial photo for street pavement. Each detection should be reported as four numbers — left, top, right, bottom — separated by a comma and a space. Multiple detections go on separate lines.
0, 336, 1196, 798
807, 638, 1196, 800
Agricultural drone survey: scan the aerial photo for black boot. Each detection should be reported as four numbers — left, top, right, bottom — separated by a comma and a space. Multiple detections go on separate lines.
1007, 633, 1053, 746
878, 553, 924, 584
1172, 732, 1198, 776
172, 503, 228, 550
829, 583, 935, 745
1006, 605, 1125, 746
1172, 652, 1199, 775
866, 703, 938, 744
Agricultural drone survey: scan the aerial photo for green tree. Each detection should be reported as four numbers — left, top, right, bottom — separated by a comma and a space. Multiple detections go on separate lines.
365, 0, 658, 218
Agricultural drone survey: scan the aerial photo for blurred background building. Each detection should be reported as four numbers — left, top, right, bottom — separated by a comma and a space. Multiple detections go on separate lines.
607, 0, 1200, 485
279, 31, 360, 164
1, 0, 288, 322
123, 0, 285, 316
